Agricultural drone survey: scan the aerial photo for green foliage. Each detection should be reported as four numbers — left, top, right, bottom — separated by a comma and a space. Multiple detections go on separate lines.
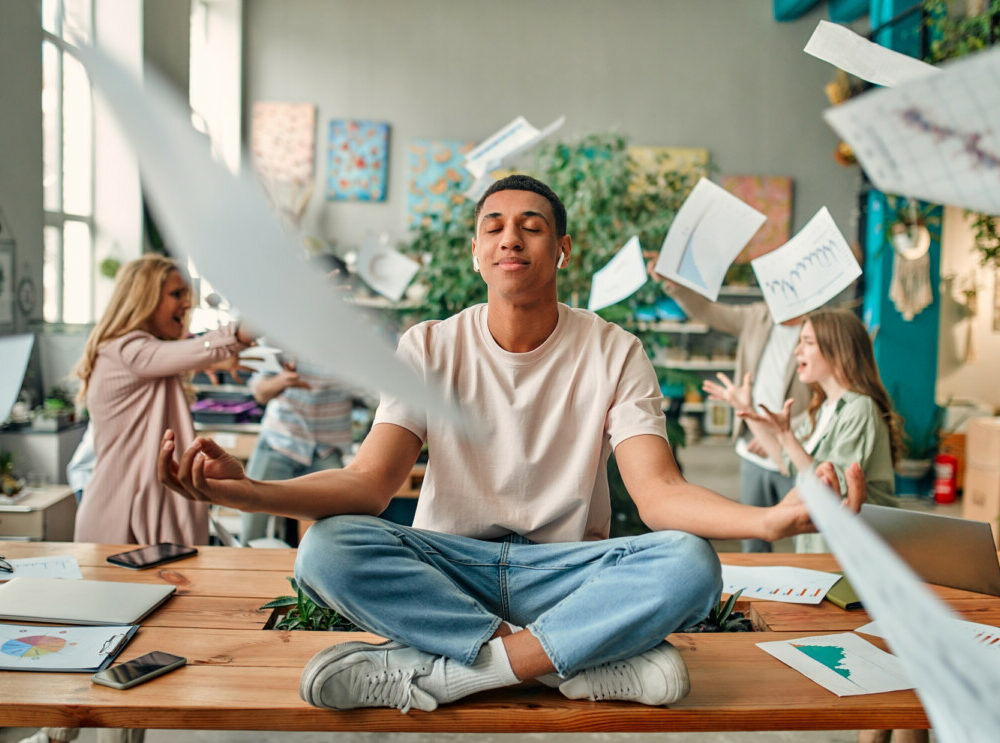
684, 589, 754, 633
260, 577, 360, 632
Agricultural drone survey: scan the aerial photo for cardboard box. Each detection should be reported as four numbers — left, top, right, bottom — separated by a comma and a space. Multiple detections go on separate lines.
940, 432, 966, 489
966, 417, 1000, 471
963, 466, 1000, 547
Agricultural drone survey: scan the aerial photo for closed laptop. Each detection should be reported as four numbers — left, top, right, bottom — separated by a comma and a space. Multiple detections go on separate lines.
0, 577, 176, 625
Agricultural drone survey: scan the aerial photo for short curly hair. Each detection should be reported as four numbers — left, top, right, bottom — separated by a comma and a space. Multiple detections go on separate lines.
474, 174, 567, 237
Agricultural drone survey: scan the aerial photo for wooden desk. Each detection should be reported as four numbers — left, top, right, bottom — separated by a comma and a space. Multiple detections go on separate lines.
1, 543, 995, 733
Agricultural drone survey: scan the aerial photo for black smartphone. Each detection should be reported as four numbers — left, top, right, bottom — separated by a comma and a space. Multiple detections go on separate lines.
106, 543, 198, 569
92, 651, 186, 689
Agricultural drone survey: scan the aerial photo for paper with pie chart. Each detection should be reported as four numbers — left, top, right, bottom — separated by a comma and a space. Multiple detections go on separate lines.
757, 632, 912, 696
0, 623, 137, 672
655, 178, 766, 301
357, 236, 420, 303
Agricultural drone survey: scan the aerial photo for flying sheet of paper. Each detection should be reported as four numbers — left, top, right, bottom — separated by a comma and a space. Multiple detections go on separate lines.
804, 20, 939, 88
824, 46, 1000, 216
238, 345, 285, 375
757, 631, 912, 696
797, 473, 1000, 739
357, 236, 420, 303
463, 115, 565, 200
0, 334, 34, 424
0, 623, 133, 672
654, 178, 766, 301
751, 207, 861, 323
856, 619, 1000, 658
0, 556, 82, 582
722, 565, 841, 605
70, 41, 465, 431
587, 236, 646, 312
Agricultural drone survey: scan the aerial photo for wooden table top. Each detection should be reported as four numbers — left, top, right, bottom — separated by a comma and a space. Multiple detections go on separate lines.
1, 541, 997, 732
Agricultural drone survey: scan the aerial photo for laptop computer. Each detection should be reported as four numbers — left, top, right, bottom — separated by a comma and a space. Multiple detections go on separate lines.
860, 504, 1000, 596
0, 577, 176, 625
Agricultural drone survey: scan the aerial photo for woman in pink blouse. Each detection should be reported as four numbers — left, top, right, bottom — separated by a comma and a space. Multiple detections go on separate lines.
73, 254, 253, 545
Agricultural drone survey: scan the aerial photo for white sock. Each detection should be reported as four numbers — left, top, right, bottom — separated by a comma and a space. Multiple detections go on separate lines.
418, 637, 519, 704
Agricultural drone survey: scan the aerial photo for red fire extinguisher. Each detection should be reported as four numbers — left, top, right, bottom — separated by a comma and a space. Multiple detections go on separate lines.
933, 453, 959, 504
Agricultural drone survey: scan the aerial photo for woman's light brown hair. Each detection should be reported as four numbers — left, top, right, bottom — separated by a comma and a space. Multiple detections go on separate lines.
803, 308, 904, 465
75, 254, 184, 403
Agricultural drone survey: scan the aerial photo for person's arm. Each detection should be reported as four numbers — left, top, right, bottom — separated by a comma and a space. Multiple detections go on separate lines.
702, 372, 787, 471
158, 421, 422, 520
650, 274, 751, 336
248, 367, 312, 405
118, 324, 250, 379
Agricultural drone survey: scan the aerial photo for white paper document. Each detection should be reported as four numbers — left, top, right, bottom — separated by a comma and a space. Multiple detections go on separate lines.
805, 20, 939, 88
238, 345, 285, 375
0, 623, 134, 672
0, 556, 82, 582
463, 115, 565, 199
722, 565, 841, 605
751, 207, 861, 323
758, 632, 912, 696
0, 334, 34, 424
357, 236, 421, 303
587, 236, 647, 312
654, 178, 766, 301
70, 41, 465, 430
797, 473, 1000, 740
856, 619, 1000, 658
824, 46, 1000, 216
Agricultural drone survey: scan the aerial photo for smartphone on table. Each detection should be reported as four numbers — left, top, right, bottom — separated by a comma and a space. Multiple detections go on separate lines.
106, 543, 198, 569
92, 651, 186, 689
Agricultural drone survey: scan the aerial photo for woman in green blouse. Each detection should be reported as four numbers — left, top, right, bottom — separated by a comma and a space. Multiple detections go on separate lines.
704, 308, 903, 544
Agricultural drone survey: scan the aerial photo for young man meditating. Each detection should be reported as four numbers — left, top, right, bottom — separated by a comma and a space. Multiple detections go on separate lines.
159, 175, 864, 713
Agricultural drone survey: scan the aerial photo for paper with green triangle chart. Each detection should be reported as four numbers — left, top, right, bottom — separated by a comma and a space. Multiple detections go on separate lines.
756, 631, 912, 696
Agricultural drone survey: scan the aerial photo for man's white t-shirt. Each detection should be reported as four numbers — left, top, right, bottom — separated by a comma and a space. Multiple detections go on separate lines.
373, 303, 668, 543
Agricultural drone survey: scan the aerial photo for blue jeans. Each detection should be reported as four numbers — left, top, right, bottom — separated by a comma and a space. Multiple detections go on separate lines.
242, 437, 343, 543
295, 515, 722, 675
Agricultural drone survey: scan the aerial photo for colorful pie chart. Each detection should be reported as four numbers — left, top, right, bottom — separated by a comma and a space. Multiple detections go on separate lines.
2, 634, 66, 658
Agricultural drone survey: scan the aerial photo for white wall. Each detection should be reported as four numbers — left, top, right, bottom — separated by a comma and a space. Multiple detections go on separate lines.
937, 206, 1000, 410
243, 0, 860, 250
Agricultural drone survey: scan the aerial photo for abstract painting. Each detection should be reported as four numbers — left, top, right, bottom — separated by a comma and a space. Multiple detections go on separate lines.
628, 146, 710, 193
721, 175, 793, 262
326, 119, 389, 201
407, 139, 474, 229
251, 102, 316, 185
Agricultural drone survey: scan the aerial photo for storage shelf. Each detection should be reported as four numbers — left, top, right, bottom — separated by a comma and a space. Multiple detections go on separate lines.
657, 359, 737, 371
718, 285, 763, 297
627, 321, 709, 334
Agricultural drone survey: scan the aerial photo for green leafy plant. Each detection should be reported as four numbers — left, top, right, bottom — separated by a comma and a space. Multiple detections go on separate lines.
260, 577, 361, 631
684, 589, 754, 633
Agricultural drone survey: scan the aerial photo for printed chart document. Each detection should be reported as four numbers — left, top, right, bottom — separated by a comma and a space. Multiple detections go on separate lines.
587, 236, 646, 312
796, 473, 1000, 740
805, 20, 939, 88
357, 236, 420, 303
757, 632, 912, 696
654, 178, 766, 301
0, 556, 82, 582
721, 565, 841, 605
751, 207, 861, 323
824, 46, 1000, 215
463, 115, 565, 200
857, 619, 1000, 658
0, 334, 34, 424
0, 623, 137, 672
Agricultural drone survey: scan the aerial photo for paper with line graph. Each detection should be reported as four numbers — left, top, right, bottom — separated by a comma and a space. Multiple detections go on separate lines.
722, 565, 841, 605
654, 178, 766, 301
824, 46, 1000, 215
752, 207, 860, 323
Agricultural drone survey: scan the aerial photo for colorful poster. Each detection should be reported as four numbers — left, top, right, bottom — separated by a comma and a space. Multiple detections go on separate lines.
250, 102, 316, 184
326, 119, 389, 202
407, 139, 474, 229
721, 175, 793, 262
628, 146, 710, 194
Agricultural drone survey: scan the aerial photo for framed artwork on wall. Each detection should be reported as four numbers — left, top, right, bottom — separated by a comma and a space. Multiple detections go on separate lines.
326, 119, 389, 202
406, 139, 474, 229
720, 175, 793, 262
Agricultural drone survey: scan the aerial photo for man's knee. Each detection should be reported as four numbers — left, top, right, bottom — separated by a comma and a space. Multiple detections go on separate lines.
295, 514, 388, 593
643, 530, 722, 605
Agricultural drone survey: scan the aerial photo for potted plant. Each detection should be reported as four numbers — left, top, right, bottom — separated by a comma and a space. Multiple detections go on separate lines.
260, 577, 361, 631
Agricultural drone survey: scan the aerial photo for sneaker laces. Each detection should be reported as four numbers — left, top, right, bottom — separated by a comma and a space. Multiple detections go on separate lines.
352, 665, 427, 713
585, 661, 640, 700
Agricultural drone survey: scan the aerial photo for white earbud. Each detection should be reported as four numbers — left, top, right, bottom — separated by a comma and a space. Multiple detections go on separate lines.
472, 255, 480, 272
556, 254, 566, 269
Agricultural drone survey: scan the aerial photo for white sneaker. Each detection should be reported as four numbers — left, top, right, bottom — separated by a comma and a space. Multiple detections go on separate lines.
558, 642, 690, 706
299, 640, 441, 713
16, 733, 51, 743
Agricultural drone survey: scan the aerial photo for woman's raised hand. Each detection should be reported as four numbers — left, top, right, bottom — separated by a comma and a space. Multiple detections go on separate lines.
740, 398, 794, 436
702, 372, 753, 415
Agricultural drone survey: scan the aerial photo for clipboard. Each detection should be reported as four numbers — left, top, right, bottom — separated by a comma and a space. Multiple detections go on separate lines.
0, 622, 139, 672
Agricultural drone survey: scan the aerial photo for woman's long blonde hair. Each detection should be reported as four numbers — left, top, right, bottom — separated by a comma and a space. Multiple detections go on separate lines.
803, 308, 903, 465
75, 254, 184, 403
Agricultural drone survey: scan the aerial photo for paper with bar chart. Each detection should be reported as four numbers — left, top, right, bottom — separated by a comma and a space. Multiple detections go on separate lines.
721, 565, 841, 605
824, 46, 1000, 215
857, 619, 1000, 659
757, 632, 912, 696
